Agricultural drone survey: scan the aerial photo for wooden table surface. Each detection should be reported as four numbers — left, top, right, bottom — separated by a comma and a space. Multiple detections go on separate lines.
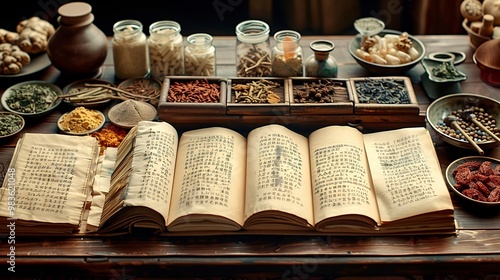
1, 35, 500, 279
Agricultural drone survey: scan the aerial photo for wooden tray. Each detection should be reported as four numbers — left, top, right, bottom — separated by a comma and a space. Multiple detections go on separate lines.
226, 77, 289, 115
349, 76, 420, 115
158, 76, 227, 116
288, 77, 354, 115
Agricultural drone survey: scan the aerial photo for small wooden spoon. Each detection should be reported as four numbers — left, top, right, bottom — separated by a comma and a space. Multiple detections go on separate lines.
443, 115, 484, 155
461, 109, 500, 142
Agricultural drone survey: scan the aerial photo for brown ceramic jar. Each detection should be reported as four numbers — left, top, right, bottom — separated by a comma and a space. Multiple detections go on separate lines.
47, 2, 108, 77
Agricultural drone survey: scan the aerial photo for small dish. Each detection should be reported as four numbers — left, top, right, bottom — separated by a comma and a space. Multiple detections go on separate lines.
0, 112, 25, 139
62, 79, 115, 107
58, 108, 105, 135
446, 156, 500, 207
117, 77, 162, 106
1, 80, 62, 116
426, 93, 500, 151
421, 52, 467, 83
0, 53, 51, 78
108, 99, 157, 129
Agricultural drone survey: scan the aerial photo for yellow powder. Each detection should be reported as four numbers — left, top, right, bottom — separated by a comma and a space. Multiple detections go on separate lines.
59, 107, 103, 133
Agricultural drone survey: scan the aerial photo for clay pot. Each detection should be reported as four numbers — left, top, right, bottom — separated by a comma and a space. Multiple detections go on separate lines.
47, 2, 108, 77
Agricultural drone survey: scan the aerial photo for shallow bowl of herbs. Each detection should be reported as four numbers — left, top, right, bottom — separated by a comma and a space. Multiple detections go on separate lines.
0, 112, 25, 139
348, 29, 426, 75
1, 80, 63, 117
426, 93, 500, 151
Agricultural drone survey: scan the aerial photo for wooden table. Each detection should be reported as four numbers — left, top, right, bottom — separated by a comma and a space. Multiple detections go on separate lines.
1, 35, 499, 279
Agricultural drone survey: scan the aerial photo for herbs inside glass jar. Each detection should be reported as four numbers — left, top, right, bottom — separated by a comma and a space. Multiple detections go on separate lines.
5, 84, 59, 113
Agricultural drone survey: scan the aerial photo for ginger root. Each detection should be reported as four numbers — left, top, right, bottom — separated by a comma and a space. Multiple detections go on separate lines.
16, 17, 55, 54
0, 29, 20, 44
0, 43, 31, 74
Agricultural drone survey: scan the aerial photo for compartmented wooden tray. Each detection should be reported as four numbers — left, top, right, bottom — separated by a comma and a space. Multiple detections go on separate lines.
158, 76, 227, 115
288, 78, 354, 115
157, 76, 425, 131
349, 76, 420, 115
226, 77, 289, 115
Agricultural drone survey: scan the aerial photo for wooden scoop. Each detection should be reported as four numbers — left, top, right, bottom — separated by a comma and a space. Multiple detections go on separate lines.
461, 109, 500, 142
443, 115, 484, 155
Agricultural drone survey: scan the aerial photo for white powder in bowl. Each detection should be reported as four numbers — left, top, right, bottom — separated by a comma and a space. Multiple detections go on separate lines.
108, 99, 157, 128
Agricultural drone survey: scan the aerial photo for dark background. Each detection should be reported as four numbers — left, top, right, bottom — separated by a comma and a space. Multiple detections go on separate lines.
0, 0, 412, 36
1, 0, 464, 36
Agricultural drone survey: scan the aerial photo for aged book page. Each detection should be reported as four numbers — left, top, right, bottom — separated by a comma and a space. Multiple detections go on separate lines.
243, 124, 315, 230
0, 133, 99, 234
99, 122, 179, 233
362, 127, 454, 223
308, 126, 380, 231
167, 127, 247, 231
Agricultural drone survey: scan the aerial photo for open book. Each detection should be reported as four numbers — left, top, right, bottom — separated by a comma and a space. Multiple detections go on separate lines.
0, 133, 99, 235
98, 121, 455, 235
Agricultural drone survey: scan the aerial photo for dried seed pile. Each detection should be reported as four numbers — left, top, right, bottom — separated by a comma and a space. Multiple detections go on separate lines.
354, 79, 410, 104
436, 106, 499, 143
293, 79, 349, 103
167, 79, 220, 103
232, 79, 281, 104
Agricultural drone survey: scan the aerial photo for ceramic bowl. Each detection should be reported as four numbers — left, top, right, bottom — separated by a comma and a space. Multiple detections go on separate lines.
108, 100, 157, 129
62, 79, 115, 107
446, 156, 500, 207
473, 38, 500, 87
462, 19, 491, 49
57, 109, 106, 135
348, 29, 426, 75
0, 112, 25, 139
117, 77, 162, 106
1, 81, 63, 116
426, 93, 500, 150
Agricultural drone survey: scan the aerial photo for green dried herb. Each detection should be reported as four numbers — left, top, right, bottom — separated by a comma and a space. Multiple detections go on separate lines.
0, 114, 23, 136
5, 84, 58, 113
431, 62, 463, 79
355, 79, 410, 104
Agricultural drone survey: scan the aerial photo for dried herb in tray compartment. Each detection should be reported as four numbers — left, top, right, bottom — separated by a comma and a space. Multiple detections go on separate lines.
354, 78, 410, 104
231, 79, 281, 104
167, 79, 220, 103
293, 79, 349, 103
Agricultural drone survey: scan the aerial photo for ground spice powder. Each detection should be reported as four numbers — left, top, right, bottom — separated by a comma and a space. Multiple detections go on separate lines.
108, 99, 156, 127
59, 107, 104, 133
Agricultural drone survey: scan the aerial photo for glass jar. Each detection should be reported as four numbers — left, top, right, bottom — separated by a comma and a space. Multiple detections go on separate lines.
305, 40, 338, 78
148, 21, 184, 80
271, 30, 303, 77
112, 20, 149, 80
235, 20, 272, 77
184, 33, 216, 76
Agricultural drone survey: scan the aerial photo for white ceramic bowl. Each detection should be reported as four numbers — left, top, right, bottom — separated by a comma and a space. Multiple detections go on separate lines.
348, 29, 426, 75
